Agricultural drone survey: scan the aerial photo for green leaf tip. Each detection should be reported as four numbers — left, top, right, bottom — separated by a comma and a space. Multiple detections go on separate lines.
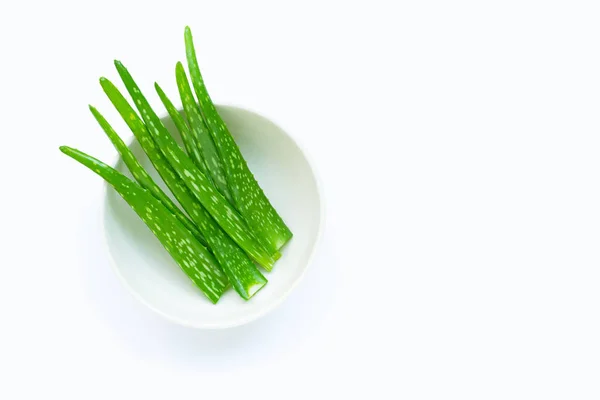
99, 77, 116, 91
88, 106, 107, 125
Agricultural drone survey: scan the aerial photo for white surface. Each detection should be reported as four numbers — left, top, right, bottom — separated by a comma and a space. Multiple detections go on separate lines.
1, 0, 600, 398
105, 106, 323, 328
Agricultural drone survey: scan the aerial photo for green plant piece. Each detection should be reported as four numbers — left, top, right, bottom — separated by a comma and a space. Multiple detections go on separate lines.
175, 62, 234, 205
89, 105, 207, 246
184, 26, 292, 254
59, 146, 228, 303
154, 83, 208, 175
114, 60, 277, 270
102, 77, 268, 294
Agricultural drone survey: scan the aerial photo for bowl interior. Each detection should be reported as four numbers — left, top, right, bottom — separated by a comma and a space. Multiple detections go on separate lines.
104, 105, 322, 328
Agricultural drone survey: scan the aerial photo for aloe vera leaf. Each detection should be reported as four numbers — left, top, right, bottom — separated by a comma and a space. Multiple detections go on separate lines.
114, 60, 276, 271
59, 146, 228, 303
158, 73, 265, 302
100, 78, 214, 244
191, 205, 268, 299
102, 79, 268, 295
88, 105, 207, 247
190, 207, 268, 299
175, 62, 234, 205
154, 83, 209, 176
184, 26, 292, 253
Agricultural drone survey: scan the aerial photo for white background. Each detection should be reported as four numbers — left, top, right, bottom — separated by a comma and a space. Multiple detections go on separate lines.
1, 0, 599, 398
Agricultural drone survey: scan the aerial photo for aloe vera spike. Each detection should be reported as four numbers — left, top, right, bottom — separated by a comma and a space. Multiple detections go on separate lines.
89, 105, 208, 247
175, 62, 234, 205
154, 83, 209, 176
100, 78, 217, 248
114, 60, 276, 270
59, 146, 228, 303
103, 74, 270, 292
184, 26, 292, 254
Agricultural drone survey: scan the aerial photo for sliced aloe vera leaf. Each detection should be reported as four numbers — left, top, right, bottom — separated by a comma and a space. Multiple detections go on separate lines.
189, 205, 268, 299
88, 105, 207, 247
59, 146, 228, 303
114, 60, 276, 271
175, 62, 234, 205
100, 78, 212, 244
101, 77, 268, 293
184, 26, 292, 254
154, 83, 209, 176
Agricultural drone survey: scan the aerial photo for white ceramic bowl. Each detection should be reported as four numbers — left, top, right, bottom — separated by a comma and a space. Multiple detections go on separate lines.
103, 105, 323, 329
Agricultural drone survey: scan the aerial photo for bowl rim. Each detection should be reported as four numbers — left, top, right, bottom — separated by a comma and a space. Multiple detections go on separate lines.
100, 103, 326, 329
